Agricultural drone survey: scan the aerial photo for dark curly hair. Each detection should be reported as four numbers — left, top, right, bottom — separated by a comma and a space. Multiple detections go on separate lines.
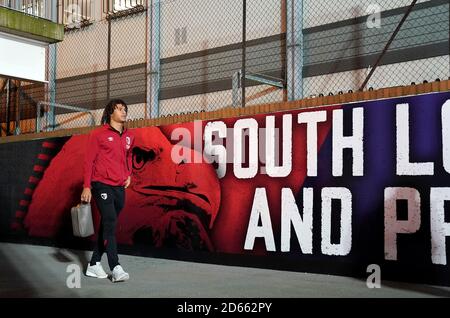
101, 99, 128, 125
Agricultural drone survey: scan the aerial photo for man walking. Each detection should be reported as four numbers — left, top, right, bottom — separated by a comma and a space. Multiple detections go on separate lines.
81, 99, 134, 282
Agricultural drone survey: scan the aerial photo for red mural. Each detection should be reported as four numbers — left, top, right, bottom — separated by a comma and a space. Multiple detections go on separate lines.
22, 108, 335, 254
24, 126, 220, 251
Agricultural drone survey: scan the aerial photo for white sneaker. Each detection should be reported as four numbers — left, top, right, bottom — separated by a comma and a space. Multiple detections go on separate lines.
86, 262, 108, 279
111, 265, 129, 283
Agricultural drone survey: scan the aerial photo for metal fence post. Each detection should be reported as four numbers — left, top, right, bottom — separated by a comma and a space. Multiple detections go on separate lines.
241, 0, 246, 108
107, 16, 112, 102
148, 0, 160, 118
47, 0, 58, 131
232, 70, 242, 107
5, 79, 10, 135
14, 80, 21, 135
286, 0, 303, 101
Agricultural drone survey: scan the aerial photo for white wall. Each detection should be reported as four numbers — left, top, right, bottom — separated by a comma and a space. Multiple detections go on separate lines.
0, 32, 47, 82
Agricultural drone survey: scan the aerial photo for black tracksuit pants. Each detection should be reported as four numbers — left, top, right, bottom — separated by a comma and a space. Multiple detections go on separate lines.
90, 181, 125, 271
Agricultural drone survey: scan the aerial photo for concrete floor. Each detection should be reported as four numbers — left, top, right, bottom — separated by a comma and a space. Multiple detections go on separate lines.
1, 242, 450, 298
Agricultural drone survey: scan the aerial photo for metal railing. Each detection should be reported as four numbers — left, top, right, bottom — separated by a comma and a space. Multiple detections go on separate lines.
58, 0, 93, 27
36, 101, 96, 132
0, 0, 51, 19
103, 0, 145, 14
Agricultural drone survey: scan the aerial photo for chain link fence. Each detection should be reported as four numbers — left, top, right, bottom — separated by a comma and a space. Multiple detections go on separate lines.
302, 0, 449, 98
1, 0, 449, 134
159, 0, 286, 116
159, 0, 245, 115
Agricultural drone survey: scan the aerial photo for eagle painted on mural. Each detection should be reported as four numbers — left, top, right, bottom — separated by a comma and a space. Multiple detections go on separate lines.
22, 126, 221, 251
